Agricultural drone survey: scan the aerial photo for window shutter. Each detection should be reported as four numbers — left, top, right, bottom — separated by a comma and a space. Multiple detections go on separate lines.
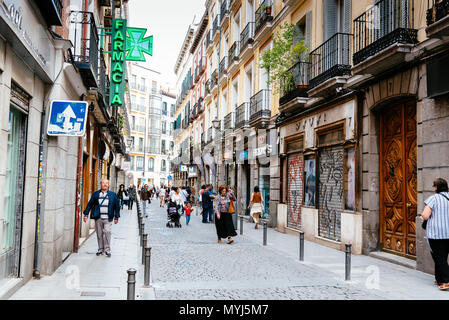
323, 0, 337, 41
343, 0, 351, 34
305, 11, 312, 52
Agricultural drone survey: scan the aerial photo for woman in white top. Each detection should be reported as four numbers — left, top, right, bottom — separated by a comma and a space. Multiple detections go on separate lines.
159, 186, 166, 207
171, 187, 184, 210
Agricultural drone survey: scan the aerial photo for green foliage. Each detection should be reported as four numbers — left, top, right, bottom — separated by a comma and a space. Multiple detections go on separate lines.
259, 22, 308, 95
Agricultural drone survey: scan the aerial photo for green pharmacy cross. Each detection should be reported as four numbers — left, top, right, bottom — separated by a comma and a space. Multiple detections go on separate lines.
126, 27, 153, 62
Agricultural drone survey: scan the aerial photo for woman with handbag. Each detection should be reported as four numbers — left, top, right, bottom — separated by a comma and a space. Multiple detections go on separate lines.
214, 185, 237, 244
422, 178, 449, 290
118, 184, 128, 210
248, 186, 264, 229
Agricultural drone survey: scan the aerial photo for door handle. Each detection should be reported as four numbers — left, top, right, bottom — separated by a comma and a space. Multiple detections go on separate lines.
406, 203, 412, 208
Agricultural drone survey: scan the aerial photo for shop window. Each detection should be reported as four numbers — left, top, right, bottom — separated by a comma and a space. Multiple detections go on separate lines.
136, 156, 144, 171
317, 125, 344, 147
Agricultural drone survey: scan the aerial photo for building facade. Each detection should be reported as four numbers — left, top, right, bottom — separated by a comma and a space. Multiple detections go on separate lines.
172, 0, 449, 274
0, 0, 132, 298
127, 63, 175, 189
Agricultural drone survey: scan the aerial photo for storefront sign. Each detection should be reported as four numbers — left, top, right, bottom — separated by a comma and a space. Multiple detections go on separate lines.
110, 19, 127, 107
188, 166, 197, 178
179, 165, 188, 172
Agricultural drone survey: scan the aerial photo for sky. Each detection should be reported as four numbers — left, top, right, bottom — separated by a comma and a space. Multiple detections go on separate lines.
128, 0, 206, 88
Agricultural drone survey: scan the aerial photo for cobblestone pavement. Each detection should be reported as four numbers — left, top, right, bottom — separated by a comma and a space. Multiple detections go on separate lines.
143, 200, 384, 300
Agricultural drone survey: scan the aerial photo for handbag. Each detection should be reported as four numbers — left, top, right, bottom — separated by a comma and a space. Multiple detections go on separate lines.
123, 192, 129, 201
228, 199, 235, 214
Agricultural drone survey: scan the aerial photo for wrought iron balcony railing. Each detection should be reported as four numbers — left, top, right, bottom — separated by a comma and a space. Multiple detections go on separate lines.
206, 30, 213, 48
70, 11, 99, 88
235, 102, 250, 129
240, 22, 255, 53
98, 52, 110, 111
211, 69, 219, 86
198, 98, 205, 113
427, 0, 449, 26
220, 0, 230, 21
255, 0, 273, 34
280, 61, 310, 105
147, 146, 161, 155
205, 79, 212, 95
353, 0, 418, 66
148, 127, 161, 135
148, 107, 162, 115
224, 112, 235, 130
250, 89, 271, 122
219, 56, 228, 76
229, 41, 240, 62
201, 132, 206, 148
309, 33, 352, 89
199, 56, 206, 74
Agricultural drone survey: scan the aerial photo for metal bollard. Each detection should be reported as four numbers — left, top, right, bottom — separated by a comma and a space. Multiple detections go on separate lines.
263, 221, 267, 246
144, 247, 152, 287
345, 243, 352, 281
141, 234, 147, 264
140, 223, 145, 241
126, 268, 137, 300
299, 231, 305, 261
240, 216, 243, 235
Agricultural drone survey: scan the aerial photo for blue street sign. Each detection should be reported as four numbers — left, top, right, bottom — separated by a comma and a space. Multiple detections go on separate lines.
47, 100, 88, 136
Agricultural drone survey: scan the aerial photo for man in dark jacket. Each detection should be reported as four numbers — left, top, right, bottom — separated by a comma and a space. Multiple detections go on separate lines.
83, 179, 120, 257
201, 184, 216, 223
140, 184, 151, 217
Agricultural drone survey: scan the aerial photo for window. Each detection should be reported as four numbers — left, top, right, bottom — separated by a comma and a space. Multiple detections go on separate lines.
148, 158, 155, 171
131, 95, 137, 110
130, 156, 135, 170
131, 75, 137, 89
161, 159, 167, 172
139, 97, 145, 112
131, 136, 135, 149
136, 156, 144, 171
162, 121, 167, 135
170, 104, 175, 117
170, 141, 174, 151
131, 116, 135, 130
138, 137, 143, 152
139, 77, 146, 92
152, 81, 158, 94
162, 102, 168, 115
161, 140, 166, 154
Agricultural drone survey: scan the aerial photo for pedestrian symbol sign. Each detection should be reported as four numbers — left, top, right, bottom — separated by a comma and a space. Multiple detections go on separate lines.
47, 100, 88, 136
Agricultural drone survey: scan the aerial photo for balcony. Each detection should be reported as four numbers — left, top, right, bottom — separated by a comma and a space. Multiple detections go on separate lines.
33, 0, 63, 26
199, 57, 206, 75
206, 30, 214, 55
98, 52, 110, 113
255, 0, 273, 39
427, 0, 449, 37
211, 69, 219, 89
148, 107, 161, 115
131, 146, 144, 153
308, 33, 352, 97
235, 102, 250, 129
279, 61, 310, 113
352, 0, 418, 77
70, 11, 99, 88
250, 90, 271, 128
240, 22, 255, 62
104, 7, 112, 28
197, 98, 205, 114
219, 56, 228, 79
224, 112, 235, 131
147, 146, 161, 155
148, 127, 161, 135
99, 0, 111, 5
201, 132, 206, 149
227, 41, 240, 75
213, 15, 221, 42
220, 0, 231, 30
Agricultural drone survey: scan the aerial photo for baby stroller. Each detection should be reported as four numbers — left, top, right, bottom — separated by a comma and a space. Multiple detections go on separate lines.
166, 201, 181, 228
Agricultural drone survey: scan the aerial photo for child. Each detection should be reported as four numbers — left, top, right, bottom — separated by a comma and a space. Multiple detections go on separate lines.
184, 202, 194, 226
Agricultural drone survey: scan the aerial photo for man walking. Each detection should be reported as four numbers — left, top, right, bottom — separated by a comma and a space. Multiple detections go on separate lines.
83, 179, 120, 257
202, 184, 216, 223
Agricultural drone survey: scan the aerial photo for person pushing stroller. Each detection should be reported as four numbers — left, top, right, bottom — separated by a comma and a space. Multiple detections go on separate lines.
166, 200, 181, 228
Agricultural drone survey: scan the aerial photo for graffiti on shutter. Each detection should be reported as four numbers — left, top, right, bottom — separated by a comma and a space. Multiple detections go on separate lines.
287, 153, 304, 229
318, 147, 343, 241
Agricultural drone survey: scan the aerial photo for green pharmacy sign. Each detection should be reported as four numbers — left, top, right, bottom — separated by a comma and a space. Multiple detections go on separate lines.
110, 19, 153, 107
110, 19, 127, 107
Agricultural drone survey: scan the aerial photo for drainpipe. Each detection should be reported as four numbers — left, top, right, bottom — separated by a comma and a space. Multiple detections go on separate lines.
73, 136, 83, 253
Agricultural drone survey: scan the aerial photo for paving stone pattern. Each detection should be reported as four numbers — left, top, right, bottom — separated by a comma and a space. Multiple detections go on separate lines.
143, 201, 383, 300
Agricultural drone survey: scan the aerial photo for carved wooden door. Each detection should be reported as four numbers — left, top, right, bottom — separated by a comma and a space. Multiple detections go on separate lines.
380, 101, 417, 258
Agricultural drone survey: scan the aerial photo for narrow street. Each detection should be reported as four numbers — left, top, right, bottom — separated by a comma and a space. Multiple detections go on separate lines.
10, 199, 449, 300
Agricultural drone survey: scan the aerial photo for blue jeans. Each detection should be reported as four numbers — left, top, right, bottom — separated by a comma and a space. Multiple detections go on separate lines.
186, 215, 191, 225
202, 207, 213, 222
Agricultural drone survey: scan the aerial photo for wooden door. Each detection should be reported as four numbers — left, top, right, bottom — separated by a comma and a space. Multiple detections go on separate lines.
380, 101, 417, 258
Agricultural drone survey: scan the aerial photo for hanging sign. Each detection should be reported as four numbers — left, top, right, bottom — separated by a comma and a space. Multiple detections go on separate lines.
110, 19, 127, 107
